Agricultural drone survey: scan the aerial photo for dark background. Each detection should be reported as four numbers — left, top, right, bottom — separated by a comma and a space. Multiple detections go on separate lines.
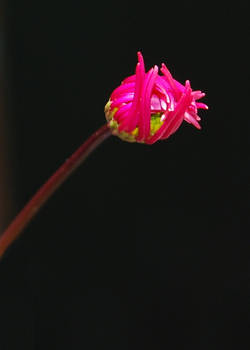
0, 1, 249, 349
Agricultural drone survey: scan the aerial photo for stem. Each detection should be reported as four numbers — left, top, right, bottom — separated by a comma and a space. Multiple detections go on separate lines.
0, 124, 111, 259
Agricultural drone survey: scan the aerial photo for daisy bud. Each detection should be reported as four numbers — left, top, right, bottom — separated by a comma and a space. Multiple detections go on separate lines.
105, 52, 208, 144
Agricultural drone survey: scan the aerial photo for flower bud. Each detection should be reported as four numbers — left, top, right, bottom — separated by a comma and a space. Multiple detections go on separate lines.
105, 52, 208, 144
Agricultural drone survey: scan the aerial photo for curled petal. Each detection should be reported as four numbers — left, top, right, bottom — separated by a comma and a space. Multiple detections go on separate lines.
124, 52, 145, 132
111, 82, 135, 100
115, 103, 132, 122
137, 65, 159, 142
111, 93, 134, 109
122, 75, 136, 84
160, 63, 180, 98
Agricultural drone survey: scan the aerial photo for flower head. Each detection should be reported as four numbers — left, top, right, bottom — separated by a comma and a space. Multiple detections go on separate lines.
105, 52, 208, 144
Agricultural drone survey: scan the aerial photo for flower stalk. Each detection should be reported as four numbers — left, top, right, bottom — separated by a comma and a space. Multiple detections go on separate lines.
0, 124, 111, 259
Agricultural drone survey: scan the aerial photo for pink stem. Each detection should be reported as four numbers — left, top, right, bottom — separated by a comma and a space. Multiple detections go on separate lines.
0, 124, 111, 259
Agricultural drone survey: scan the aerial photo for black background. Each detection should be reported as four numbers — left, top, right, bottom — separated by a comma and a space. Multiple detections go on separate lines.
1, 1, 250, 349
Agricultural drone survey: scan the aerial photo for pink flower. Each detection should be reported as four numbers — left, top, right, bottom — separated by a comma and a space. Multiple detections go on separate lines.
105, 52, 208, 144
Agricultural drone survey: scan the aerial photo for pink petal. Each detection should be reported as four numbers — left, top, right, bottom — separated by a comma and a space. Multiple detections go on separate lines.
196, 102, 208, 109
115, 103, 132, 122
111, 93, 134, 109
150, 94, 166, 112
111, 82, 135, 100
160, 63, 181, 98
122, 74, 136, 84
184, 112, 201, 129
192, 91, 205, 100
124, 52, 145, 132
